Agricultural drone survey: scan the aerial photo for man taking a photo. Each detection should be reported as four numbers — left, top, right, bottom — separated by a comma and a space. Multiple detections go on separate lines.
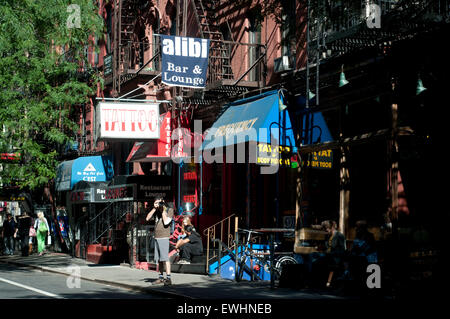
146, 198, 174, 286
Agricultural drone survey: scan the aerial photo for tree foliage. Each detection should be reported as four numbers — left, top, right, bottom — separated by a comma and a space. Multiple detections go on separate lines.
0, 0, 104, 189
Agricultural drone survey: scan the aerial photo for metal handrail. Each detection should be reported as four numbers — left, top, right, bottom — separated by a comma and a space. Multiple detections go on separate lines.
88, 201, 115, 224
93, 209, 130, 245
203, 214, 238, 274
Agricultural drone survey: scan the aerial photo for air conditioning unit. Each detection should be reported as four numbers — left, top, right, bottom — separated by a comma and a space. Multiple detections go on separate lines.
274, 55, 294, 73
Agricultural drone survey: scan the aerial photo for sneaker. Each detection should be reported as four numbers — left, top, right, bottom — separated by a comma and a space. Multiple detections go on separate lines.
152, 278, 165, 285
177, 259, 190, 264
164, 278, 172, 286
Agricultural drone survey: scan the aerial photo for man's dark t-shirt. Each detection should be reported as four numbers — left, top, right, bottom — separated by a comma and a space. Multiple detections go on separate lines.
17, 216, 31, 236
3, 219, 16, 237
186, 232, 203, 254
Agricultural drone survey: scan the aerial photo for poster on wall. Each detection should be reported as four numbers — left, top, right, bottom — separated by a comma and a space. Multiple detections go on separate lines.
160, 35, 210, 88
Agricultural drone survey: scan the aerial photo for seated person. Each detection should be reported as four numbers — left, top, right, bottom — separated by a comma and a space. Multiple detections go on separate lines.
177, 215, 194, 241
350, 220, 377, 264
175, 225, 203, 264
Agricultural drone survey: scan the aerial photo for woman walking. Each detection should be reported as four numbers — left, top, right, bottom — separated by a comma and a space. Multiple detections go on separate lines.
34, 211, 50, 256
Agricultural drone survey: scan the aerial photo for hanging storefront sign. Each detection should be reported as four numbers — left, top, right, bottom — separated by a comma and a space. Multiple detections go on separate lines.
182, 162, 198, 205
158, 111, 173, 157
70, 190, 92, 203
161, 35, 210, 88
135, 184, 172, 201
98, 102, 160, 140
133, 174, 173, 201
303, 150, 333, 169
104, 185, 134, 201
103, 54, 113, 76
56, 156, 114, 191
126, 112, 173, 162
69, 176, 172, 204
71, 185, 133, 204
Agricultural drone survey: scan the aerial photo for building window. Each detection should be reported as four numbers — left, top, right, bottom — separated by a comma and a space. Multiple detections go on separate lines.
105, 5, 112, 54
281, 0, 296, 59
248, 13, 261, 82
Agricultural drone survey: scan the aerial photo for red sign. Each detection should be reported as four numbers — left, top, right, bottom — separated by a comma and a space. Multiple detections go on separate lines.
183, 172, 197, 181
183, 195, 197, 203
1, 152, 21, 162
70, 191, 86, 202
105, 186, 133, 200
157, 112, 173, 157
99, 102, 160, 139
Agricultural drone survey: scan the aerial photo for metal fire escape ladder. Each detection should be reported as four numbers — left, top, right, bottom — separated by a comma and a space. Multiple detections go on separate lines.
113, 0, 139, 95
193, 0, 233, 81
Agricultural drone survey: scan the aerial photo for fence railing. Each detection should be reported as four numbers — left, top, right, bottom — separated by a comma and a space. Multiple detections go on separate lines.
309, 0, 448, 41
203, 214, 239, 274
112, 40, 266, 88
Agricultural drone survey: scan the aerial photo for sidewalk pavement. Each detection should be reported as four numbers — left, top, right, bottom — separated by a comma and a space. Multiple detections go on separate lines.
0, 252, 348, 300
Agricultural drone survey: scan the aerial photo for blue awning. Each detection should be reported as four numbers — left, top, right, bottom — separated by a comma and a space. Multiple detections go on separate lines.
301, 111, 334, 145
201, 90, 297, 152
56, 156, 114, 191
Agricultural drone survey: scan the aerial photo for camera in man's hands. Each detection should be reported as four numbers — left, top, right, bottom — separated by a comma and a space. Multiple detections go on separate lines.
156, 199, 167, 208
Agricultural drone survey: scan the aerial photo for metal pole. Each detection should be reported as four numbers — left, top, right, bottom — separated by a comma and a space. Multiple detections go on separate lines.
116, 73, 162, 100
183, 0, 188, 36
95, 97, 171, 103
306, 0, 310, 111
270, 233, 275, 289
235, 230, 239, 282
316, 4, 321, 107
178, 159, 182, 215
390, 80, 399, 239
218, 240, 222, 277
235, 216, 239, 282
199, 155, 203, 216
339, 147, 350, 237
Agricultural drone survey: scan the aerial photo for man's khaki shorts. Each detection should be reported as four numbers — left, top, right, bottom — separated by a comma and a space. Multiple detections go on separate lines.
154, 237, 169, 262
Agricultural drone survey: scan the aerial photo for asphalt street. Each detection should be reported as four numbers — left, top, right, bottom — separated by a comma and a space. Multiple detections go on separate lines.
0, 262, 167, 299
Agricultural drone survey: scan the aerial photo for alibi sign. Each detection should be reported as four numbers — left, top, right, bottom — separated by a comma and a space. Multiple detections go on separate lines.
161, 35, 210, 88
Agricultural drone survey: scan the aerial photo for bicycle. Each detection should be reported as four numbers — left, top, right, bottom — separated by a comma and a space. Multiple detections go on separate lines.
236, 228, 297, 282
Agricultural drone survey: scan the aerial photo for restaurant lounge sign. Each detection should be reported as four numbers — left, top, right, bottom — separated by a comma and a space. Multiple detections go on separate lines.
98, 102, 160, 140
161, 35, 210, 88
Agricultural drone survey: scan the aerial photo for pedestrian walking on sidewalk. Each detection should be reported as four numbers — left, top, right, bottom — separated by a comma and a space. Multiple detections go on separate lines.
2, 213, 16, 255
146, 198, 174, 286
15, 211, 32, 257
34, 211, 50, 256
323, 220, 346, 288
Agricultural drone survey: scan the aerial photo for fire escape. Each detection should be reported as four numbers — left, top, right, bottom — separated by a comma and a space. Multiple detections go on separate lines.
185, 0, 267, 121
111, 0, 158, 96
107, 0, 266, 107
289, 0, 448, 103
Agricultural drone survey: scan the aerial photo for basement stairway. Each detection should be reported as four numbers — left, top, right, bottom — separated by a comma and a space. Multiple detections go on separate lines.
82, 200, 132, 265
86, 226, 128, 264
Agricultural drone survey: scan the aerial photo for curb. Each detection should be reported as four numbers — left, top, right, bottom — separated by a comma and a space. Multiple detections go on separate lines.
0, 258, 193, 300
